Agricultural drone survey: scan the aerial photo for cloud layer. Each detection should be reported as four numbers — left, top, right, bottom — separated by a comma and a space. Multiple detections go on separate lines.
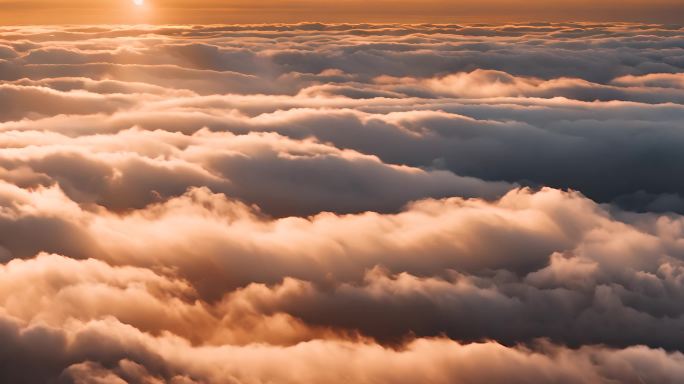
1, 23, 684, 383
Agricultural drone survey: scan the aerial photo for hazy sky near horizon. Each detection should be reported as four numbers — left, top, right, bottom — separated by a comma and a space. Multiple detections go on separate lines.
0, 0, 683, 24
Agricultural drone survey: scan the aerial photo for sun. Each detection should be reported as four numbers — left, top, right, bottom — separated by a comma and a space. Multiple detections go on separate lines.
133, 0, 144, 6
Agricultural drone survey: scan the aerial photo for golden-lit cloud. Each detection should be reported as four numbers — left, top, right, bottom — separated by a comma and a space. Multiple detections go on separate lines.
0, 22, 684, 383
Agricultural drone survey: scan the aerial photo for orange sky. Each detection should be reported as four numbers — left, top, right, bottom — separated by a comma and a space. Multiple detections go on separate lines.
0, 0, 682, 24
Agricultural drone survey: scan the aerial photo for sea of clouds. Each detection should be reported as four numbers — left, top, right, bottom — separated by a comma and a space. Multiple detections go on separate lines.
1, 22, 684, 383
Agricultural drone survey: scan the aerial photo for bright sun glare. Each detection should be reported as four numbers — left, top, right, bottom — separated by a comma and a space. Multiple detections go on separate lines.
133, 0, 144, 6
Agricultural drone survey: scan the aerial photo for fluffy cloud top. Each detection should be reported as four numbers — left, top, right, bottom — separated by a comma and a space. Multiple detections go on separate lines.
1, 23, 684, 383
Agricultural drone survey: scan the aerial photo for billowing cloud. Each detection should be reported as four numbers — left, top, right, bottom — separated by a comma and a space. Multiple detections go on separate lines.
2, 23, 684, 212
1, 22, 684, 382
